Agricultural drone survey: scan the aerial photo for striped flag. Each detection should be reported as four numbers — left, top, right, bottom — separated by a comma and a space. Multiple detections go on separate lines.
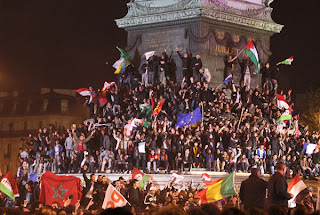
277, 56, 294, 65
102, 82, 116, 92
0, 172, 19, 200
277, 94, 289, 110
288, 174, 309, 203
75, 88, 93, 103
244, 39, 260, 73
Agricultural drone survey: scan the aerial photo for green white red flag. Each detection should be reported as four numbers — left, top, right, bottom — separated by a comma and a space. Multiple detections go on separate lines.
0, 172, 19, 200
244, 39, 260, 73
277, 56, 294, 65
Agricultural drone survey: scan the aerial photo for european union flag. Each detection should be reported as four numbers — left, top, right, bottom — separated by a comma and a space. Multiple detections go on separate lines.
29, 173, 38, 182
175, 106, 202, 129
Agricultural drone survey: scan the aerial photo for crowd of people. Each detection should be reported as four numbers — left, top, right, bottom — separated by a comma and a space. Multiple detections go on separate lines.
1, 49, 320, 214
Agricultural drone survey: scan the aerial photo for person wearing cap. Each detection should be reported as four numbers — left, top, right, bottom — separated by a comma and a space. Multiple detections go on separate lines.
144, 186, 157, 209
239, 168, 267, 210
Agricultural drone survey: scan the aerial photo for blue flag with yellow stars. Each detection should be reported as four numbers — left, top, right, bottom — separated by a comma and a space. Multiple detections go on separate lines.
175, 106, 202, 129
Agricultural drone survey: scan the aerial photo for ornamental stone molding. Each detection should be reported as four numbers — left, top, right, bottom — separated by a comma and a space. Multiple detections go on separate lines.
116, 0, 283, 33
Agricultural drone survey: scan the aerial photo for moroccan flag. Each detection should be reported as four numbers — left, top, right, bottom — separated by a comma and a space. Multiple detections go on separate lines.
116, 47, 131, 62
39, 171, 82, 206
102, 184, 128, 209
132, 167, 149, 189
288, 174, 309, 203
276, 94, 289, 110
0, 172, 19, 200
75, 88, 93, 103
277, 56, 294, 65
194, 172, 236, 204
244, 39, 260, 73
152, 100, 165, 116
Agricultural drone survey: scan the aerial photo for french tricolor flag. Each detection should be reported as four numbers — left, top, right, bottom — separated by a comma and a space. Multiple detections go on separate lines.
223, 74, 233, 84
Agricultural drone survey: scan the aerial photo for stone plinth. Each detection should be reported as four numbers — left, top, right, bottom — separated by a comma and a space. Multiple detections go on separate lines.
115, 0, 283, 87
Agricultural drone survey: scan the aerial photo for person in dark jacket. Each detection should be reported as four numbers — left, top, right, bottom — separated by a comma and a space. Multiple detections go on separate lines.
239, 168, 267, 210
176, 48, 191, 81
267, 162, 293, 207
128, 179, 142, 207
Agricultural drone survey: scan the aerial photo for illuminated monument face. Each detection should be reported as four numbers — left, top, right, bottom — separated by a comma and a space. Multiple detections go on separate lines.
116, 0, 282, 87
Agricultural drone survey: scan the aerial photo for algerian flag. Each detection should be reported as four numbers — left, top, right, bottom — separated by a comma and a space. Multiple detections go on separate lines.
277, 56, 294, 65
139, 103, 152, 115
277, 94, 289, 110
0, 172, 19, 200
277, 110, 292, 123
131, 118, 151, 128
244, 39, 260, 73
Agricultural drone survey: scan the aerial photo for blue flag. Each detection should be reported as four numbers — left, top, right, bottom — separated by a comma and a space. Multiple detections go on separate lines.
175, 106, 202, 129
29, 173, 38, 182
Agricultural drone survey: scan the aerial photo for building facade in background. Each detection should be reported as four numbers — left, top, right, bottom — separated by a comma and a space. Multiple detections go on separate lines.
0, 88, 86, 174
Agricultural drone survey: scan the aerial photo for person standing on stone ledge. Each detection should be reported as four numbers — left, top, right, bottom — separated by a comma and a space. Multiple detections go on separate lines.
191, 54, 202, 83
176, 48, 191, 82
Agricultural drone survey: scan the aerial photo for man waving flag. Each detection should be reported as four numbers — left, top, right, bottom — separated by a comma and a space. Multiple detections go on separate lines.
243, 39, 260, 73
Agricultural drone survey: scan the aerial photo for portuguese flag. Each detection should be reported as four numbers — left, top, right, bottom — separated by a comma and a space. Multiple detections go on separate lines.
194, 172, 237, 204
244, 39, 260, 73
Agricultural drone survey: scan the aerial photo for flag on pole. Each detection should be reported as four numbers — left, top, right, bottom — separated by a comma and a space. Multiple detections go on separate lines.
277, 94, 289, 110
132, 167, 149, 189
277, 56, 294, 65
277, 110, 292, 123
152, 100, 165, 116
194, 172, 236, 204
102, 184, 128, 209
0, 172, 19, 200
223, 74, 233, 84
39, 171, 82, 206
116, 47, 131, 62
114, 57, 130, 74
145, 51, 155, 60
244, 39, 260, 73
294, 115, 300, 138
175, 106, 202, 129
288, 174, 309, 203
112, 58, 124, 69
75, 88, 93, 103
102, 82, 116, 92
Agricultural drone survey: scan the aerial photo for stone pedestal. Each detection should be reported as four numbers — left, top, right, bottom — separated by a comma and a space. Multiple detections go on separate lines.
115, 0, 283, 87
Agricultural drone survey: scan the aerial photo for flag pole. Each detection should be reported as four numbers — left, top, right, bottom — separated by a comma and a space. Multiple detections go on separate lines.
231, 49, 244, 62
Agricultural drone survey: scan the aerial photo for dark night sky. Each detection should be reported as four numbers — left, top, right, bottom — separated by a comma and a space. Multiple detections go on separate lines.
0, 0, 318, 93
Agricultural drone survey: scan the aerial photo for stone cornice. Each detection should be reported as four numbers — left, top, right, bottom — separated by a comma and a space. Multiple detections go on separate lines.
115, 8, 283, 33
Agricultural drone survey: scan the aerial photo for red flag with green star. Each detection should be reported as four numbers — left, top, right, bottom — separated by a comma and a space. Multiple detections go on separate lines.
39, 171, 82, 206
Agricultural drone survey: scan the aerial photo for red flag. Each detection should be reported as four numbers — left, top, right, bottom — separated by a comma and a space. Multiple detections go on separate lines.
152, 100, 165, 116
39, 171, 82, 206
102, 82, 116, 93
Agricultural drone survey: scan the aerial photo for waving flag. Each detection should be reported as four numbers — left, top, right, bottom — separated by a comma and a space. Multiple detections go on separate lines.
175, 106, 202, 129
277, 110, 292, 123
145, 51, 155, 60
75, 88, 93, 103
294, 115, 300, 138
132, 167, 149, 189
39, 171, 82, 206
102, 184, 128, 209
114, 57, 130, 74
152, 100, 165, 116
244, 39, 260, 73
277, 94, 289, 110
201, 173, 212, 182
116, 47, 131, 62
195, 172, 236, 204
102, 82, 116, 92
0, 172, 19, 200
277, 56, 294, 65
112, 58, 124, 69
301, 142, 320, 155
223, 74, 233, 84
288, 174, 309, 203
131, 118, 151, 128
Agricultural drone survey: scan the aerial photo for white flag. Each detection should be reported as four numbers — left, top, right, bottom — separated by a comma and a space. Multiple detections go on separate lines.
170, 173, 184, 183
112, 58, 124, 69
102, 184, 128, 209
145, 51, 155, 60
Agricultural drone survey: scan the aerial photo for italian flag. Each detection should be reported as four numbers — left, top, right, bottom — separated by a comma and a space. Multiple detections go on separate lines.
277, 56, 294, 65
288, 174, 309, 203
244, 39, 260, 73
277, 110, 292, 123
0, 172, 19, 200
194, 172, 236, 204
